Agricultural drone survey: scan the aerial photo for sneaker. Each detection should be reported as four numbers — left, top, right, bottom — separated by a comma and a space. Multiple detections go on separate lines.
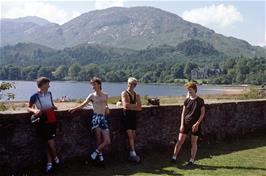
53, 160, 61, 171
96, 154, 106, 168
46, 165, 53, 174
185, 161, 194, 167
97, 160, 106, 168
90, 151, 98, 161
129, 155, 141, 163
171, 158, 177, 164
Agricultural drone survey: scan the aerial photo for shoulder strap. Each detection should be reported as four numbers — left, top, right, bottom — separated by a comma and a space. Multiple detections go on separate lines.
49, 92, 53, 105
126, 90, 136, 103
35, 93, 42, 109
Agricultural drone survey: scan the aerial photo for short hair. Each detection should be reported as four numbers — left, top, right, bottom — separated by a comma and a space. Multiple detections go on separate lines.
185, 81, 197, 93
36, 77, 50, 88
128, 77, 137, 85
90, 77, 102, 90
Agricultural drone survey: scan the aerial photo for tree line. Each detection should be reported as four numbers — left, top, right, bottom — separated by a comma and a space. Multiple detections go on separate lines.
0, 57, 265, 85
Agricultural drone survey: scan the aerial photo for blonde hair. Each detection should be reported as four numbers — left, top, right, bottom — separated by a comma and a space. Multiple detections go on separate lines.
128, 77, 138, 85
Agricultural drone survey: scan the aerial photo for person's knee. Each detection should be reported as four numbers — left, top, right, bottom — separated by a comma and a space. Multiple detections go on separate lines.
191, 138, 198, 147
127, 131, 134, 139
176, 139, 185, 147
47, 139, 55, 146
104, 137, 111, 145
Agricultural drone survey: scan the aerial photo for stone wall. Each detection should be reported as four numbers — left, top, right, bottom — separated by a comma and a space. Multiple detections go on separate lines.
0, 99, 266, 172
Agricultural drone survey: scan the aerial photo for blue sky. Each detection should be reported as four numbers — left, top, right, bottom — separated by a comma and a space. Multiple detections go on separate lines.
1, 0, 265, 46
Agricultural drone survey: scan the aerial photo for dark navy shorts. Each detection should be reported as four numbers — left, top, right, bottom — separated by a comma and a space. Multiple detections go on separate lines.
180, 123, 201, 136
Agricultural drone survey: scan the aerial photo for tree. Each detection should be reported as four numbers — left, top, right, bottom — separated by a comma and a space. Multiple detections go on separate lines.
78, 64, 100, 80
37, 67, 54, 79
68, 63, 81, 80
184, 62, 198, 80
171, 63, 184, 78
54, 65, 68, 80
0, 82, 15, 111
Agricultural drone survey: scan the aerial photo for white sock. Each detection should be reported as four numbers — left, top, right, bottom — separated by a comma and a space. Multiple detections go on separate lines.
54, 156, 60, 164
98, 153, 104, 161
172, 156, 177, 160
189, 158, 194, 163
46, 163, 52, 170
130, 150, 137, 156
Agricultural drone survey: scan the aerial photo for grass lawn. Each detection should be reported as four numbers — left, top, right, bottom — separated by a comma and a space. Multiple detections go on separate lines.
26, 134, 266, 176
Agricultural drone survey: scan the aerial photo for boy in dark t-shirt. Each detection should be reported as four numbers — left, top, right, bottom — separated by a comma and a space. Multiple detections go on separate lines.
171, 81, 206, 166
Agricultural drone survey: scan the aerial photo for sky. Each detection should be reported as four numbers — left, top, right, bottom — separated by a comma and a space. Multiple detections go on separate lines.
0, 0, 265, 46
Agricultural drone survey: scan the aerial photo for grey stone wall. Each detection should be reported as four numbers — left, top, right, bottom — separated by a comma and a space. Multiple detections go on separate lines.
0, 100, 265, 172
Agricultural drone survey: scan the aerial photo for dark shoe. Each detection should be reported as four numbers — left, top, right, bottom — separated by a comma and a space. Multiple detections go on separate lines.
97, 160, 106, 168
90, 155, 98, 166
53, 161, 61, 171
129, 155, 141, 163
96, 154, 106, 168
171, 158, 177, 164
46, 166, 54, 175
185, 161, 194, 167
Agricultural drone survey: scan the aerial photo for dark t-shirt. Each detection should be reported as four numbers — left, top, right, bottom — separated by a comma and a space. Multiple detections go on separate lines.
184, 96, 205, 125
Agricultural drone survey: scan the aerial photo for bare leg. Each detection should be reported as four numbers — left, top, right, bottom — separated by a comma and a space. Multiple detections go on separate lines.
97, 130, 111, 152
47, 139, 56, 160
173, 133, 186, 158
127, 129, 135, 151
94, 128, 102, 147
190, 135, 198, 161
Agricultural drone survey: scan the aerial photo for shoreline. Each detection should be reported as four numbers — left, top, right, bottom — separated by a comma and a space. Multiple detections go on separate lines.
1, 87, 264, 113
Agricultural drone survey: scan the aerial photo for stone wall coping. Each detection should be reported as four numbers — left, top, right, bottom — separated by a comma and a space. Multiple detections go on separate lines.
1, 99, 265, 115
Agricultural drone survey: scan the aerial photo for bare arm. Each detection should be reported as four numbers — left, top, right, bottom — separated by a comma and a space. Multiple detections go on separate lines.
69, 96, 91, 112
195, 106, 205, 125
121, 91, 138, 110
192, 106, 205, 132
105, 94, 110, 115
180, 105, 186, 127
27, 104, 40, 115
135, 94, 142, 111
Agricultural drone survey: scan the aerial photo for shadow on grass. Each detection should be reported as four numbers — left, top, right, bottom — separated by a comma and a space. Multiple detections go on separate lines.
177, 163, 266, 172
5, 133, 266, 176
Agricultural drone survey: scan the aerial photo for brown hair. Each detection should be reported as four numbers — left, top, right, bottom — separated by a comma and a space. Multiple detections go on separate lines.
36, 77, 50, 88
90, 77, 102, 90
185, 81, 197, 93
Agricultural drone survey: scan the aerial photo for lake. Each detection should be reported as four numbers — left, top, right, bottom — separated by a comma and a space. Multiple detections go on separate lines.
1, 81, 242, 101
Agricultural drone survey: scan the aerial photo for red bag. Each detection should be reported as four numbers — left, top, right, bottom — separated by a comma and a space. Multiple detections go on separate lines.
45, 109, 57, 123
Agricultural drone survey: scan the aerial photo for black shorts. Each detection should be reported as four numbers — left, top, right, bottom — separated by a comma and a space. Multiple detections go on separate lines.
180, 123, 201, 136
38, 122, 57, 141
122, 110, 137, 130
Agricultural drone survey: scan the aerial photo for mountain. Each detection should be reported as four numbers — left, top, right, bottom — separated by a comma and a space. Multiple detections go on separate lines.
1, 16, 51, 26
1, 42, 265, 85
0, 41, 223, 67
1, 6, 265, 58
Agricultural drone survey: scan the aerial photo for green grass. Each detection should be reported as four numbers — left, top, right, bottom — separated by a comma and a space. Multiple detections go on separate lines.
24, 134, 266, 176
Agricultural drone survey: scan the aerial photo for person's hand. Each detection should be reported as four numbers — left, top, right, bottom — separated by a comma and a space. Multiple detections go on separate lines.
192, 123, 199, 133
179, 125, 185, 133
105, 106, 110, 115
34, 109, 41, 115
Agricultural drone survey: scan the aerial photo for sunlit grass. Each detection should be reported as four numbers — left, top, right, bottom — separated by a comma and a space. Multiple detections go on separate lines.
23, 134, 266, 176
